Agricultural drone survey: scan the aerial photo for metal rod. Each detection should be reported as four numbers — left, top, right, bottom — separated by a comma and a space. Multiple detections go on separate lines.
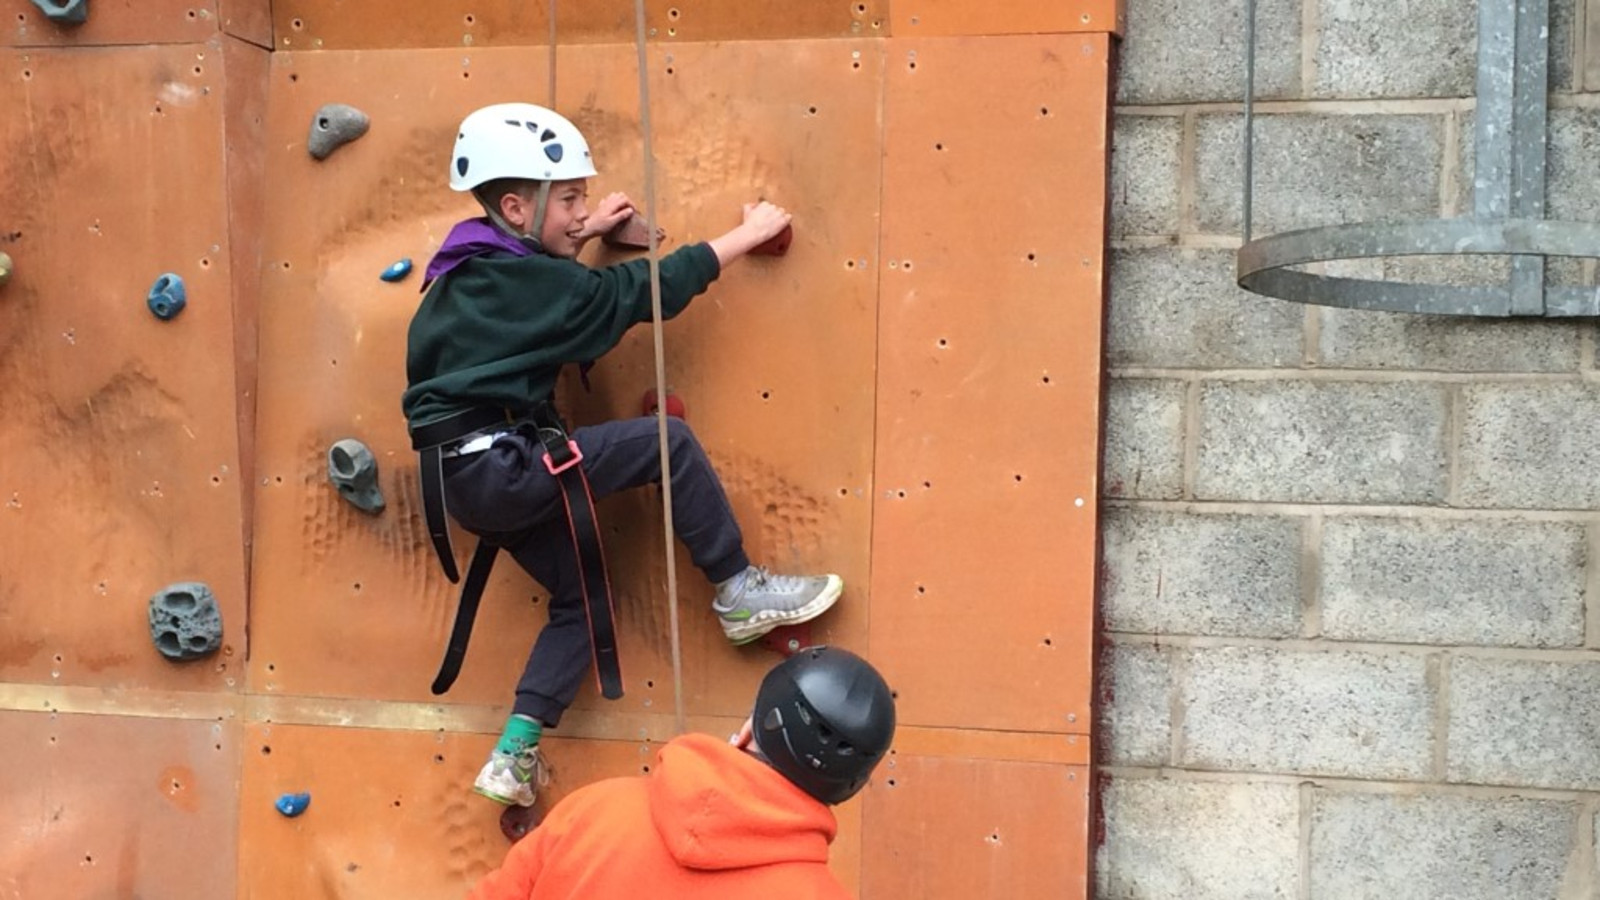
1509, 0, 1550, 314
1242, 0, 1258, 244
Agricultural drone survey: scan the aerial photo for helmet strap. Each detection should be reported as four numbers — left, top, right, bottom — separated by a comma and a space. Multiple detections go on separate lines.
530, 180, 552, 245
474, 181, 552, 252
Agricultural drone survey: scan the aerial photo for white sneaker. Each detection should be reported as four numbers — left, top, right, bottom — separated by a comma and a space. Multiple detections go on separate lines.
472, 745, 548, 808
713, 566, 843, 645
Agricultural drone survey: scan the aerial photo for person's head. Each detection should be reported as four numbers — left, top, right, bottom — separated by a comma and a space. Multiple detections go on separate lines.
738, 646, 896, 805
449, 103, 597, 257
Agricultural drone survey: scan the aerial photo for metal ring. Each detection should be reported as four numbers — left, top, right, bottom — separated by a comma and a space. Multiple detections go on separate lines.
1236, 218, 1600, 317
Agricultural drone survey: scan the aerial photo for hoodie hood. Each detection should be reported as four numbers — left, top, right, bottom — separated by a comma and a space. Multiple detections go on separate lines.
646, 733, 837, 872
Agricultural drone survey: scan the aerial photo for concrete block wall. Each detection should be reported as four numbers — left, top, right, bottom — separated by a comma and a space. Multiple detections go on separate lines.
1099, 0, 1600, 896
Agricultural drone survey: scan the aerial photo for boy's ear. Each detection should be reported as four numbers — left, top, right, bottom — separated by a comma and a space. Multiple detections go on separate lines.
499, 191, 529, 230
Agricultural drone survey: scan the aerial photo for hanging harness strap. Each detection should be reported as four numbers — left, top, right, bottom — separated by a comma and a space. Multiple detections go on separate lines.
430, 539, 499, 694
529, 404, 624, 700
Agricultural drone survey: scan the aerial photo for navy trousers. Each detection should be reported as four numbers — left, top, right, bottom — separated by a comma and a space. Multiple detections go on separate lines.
442, 416, 749, 727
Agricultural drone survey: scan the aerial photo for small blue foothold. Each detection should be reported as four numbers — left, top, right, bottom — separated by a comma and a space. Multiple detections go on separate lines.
275, 792, 311, 818
380, 258, 414, 282
147, 273, 187, 321
30, 0, 88, 25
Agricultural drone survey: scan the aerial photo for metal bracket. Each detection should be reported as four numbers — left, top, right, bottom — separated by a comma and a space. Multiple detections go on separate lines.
1236, 0, 1599, 317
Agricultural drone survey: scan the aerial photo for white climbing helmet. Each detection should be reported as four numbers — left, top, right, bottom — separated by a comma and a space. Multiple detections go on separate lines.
449, 102, 597, 192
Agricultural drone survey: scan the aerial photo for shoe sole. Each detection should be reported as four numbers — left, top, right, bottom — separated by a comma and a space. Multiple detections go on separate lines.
722, 574, 843, 645
473, 783, 537, 808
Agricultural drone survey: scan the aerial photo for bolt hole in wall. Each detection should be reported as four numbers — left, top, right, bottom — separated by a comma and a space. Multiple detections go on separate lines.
291, 17, 303, 30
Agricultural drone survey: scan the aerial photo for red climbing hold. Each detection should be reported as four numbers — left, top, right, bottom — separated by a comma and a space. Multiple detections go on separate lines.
603, 213, 664, 250
750, 223, 793, 257
500, 802, 544, 843
759, 622, 813, 658
641, 388, 687, 420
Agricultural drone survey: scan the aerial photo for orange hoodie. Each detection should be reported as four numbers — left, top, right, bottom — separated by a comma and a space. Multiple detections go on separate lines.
467, 733, 852, 900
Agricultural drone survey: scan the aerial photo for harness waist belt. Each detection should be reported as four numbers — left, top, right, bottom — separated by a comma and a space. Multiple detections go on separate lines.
410, 406, 523, 451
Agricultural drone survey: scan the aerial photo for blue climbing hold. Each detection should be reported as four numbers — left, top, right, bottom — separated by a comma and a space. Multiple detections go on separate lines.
146, 273, 187, 321
380, 258, 413, 283
29, 0, 88, 25
275, 792, 311, 818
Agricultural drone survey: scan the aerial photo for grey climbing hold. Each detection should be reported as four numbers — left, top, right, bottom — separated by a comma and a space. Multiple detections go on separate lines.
29, 0, 88, 25
328, 438, 385, 513
0, 252, 12, 288
307, 104, 370, 160
148, 582, 223, 661
380, 258, 413, 282
147, 273, 186, 321
275, 792, 311, 817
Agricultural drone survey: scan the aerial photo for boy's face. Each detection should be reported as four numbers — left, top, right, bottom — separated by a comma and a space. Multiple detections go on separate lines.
541, 178, 592, 258
502, 178, 590, 258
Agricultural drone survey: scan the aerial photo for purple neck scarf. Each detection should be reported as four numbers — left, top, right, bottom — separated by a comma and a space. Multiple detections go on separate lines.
424, 217, 596, 388
423, 217, 538, 287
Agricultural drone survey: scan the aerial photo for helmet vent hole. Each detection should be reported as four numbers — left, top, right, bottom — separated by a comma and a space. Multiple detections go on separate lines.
505, 119, 521, 127
456, 157, 469, 177
541, 128, 556, 142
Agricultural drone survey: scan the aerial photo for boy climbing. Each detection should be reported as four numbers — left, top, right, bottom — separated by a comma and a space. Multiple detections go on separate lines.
402, 103, 843, 808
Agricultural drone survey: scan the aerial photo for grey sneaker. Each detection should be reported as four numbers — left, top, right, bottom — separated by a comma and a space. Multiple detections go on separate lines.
472, 744, 550, 808
713, 566, 843, 645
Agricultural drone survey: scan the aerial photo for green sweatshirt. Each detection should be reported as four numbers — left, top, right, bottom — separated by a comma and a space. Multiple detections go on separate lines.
403, 243, 721, 430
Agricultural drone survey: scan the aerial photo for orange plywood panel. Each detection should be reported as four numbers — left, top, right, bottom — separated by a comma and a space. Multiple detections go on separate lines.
249, 41, 879, 722
871, 34, 1109, 733
4, 0, 216, 47
239, 723, 646, 898
892, 0, 1124, 36
0, 710, 240, 898
0, 45, 249, 693
220, 0, 271, 48
248, 46, 561, 709
269, 0, 886, 50
862, 754, 1090, 899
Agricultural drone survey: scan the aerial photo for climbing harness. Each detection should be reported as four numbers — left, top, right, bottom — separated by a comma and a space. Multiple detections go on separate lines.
414, 402, 623, 699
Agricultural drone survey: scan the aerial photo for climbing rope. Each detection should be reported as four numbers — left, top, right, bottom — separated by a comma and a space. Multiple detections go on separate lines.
631, 0, 689, 739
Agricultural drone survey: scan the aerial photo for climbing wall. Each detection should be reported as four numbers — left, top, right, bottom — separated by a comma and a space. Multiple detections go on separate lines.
0, 0, 1116, 896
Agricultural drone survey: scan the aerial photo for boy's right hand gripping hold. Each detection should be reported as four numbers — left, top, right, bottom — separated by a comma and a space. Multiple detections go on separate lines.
708, 201, 793, 268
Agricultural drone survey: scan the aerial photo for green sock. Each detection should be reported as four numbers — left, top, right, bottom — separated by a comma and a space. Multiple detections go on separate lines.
495, 714, 542, 755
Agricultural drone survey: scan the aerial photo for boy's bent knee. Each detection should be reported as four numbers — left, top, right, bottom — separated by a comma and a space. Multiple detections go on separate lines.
663, 415, 698, 448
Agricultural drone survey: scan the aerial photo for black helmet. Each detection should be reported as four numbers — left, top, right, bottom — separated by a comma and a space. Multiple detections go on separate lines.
752, 646, 897, 805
